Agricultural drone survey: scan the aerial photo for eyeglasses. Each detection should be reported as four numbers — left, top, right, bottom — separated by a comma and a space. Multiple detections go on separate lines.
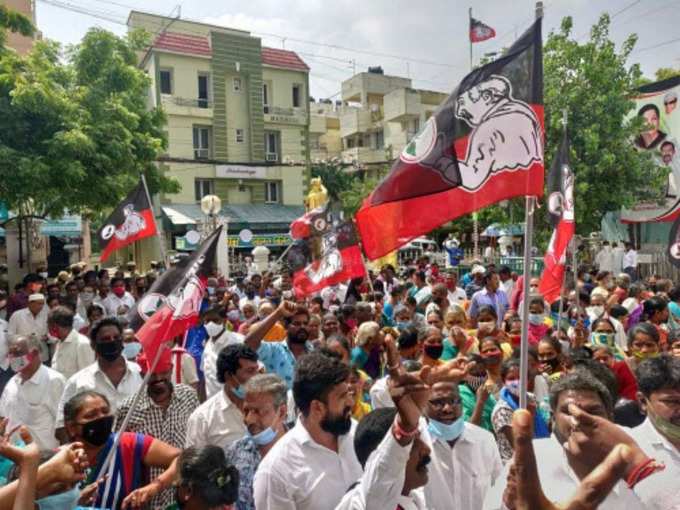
665, 99, 677, 106
97, 335, 122, 343
429, 398, 462, 409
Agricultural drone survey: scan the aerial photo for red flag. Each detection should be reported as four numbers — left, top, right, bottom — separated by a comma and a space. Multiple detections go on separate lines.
287, 209, 366, 297
539, 131, 575, 303
129, 227, 222, 361
97, 179, 157, 262
470, 17, 496, 43
356, 19, 544, 260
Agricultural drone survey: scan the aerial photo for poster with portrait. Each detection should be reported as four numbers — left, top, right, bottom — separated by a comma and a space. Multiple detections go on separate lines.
621, 76, 680, 223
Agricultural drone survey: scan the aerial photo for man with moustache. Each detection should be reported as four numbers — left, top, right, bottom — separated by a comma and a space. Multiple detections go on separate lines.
254, 352, 361, 510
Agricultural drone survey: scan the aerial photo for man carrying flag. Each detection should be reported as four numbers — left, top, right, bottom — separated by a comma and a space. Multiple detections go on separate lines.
356, 18, 543, 260
539, 131, 575, 303
97, 177, 158, 262
470, 16, 496, 43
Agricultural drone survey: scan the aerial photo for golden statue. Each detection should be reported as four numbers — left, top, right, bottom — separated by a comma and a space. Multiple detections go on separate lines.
306, 177, 329, 212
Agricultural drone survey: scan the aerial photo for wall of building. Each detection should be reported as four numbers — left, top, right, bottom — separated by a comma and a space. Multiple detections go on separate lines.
5, 0, 36, 55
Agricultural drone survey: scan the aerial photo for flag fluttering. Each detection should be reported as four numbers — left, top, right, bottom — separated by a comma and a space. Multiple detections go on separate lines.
539, 131, 575, 303
470, 17, 496, 43
355, 19, 544, 260
97, 179, 157, 262
288, 207, 365, 297
129, 227, 222, 361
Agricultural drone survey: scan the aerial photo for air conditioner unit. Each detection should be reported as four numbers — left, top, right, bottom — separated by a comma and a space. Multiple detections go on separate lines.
266, 153, 278, 162
194, 149, 209, 159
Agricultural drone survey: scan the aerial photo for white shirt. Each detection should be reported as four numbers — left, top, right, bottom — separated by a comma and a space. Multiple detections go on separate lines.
0, 365, 65, 449
171, 349, 199, 386
52, 329, 95, 380
184, 389, 246, 449
423, 422, 502, 510
254, 418, 362, 510
0, 319, 8, 370
101, 292, 136, 317
624, 249, 638, 269
622, 297, 640, 313
483, 434, 645, 509
57, 360, 142, 427
596, 247, 614, 272
336, 426, 427, 510
7, 307, 49, 361
500, 279, 515, 299
447, 287, 467, 306
369, 376, 393, 409
239, 295, 261, 311
612, 246, 625, 273
201, 329, 244, 399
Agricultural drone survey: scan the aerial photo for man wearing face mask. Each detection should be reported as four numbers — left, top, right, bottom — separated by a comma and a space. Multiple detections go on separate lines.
0, 335, 65, 449
469, 272, 509, 328
186, 343, 257, 449
48, 305, 95, 380
56, 317, 142, 441
102, 277, 135, 317
115, 349, 200, 509
225, 373, 288, 510
423, 381, 502, 510
245, 301, 312, 389
460, 354, 498, 432
201, 305, 244, 399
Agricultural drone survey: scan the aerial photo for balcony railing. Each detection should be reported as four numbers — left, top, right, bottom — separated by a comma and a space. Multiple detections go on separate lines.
162, 95, 213, 109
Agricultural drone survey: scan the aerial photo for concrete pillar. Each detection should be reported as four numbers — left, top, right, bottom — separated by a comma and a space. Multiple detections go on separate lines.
4, 219, 47, 289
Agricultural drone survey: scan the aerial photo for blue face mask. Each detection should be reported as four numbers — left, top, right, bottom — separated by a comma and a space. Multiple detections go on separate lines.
396, 321, 412, 331
249, 426, 277, 446
428, 416, 465, 442
231, 384, 246, 399
122, 342, 142, 360
36, 486, 80, 510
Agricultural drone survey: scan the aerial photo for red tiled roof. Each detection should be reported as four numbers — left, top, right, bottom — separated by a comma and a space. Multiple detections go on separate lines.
261, 47, 309, 72
154, 32, 212, 57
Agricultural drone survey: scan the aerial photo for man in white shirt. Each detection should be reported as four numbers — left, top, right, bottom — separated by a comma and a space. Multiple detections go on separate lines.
56, 317, 142, 436
422, 381, 501, 510
444, 271, 467, 307
200, 306, 244, 399
101, 277, 135, 317
595, 241, 615, 273
48, 305, 95, 380
238, 281, 261, 312
612, 242, 625, 274
185, 343, 256, 449
0, 334, 65, 450
623, 242, 639, 282
498, 266, 515, 299
7, 293, 48, 362
254, 352, 362, 510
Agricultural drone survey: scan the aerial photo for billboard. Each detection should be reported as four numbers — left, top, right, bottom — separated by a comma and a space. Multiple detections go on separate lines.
621, 76, 680, 223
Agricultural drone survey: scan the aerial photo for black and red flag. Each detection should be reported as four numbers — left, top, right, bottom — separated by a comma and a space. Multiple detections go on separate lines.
470, 17, 496, 43
355, 19, 544, 260
539, 130, 575, 303
288, 207, 366, 297
129, 227, 222, 361
97, 179, 157, 262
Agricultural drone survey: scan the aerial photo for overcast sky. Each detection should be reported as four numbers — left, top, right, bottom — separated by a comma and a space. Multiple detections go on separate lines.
34, 0, 680, 99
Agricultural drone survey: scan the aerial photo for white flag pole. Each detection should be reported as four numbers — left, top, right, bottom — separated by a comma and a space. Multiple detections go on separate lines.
140, 172, 168, 268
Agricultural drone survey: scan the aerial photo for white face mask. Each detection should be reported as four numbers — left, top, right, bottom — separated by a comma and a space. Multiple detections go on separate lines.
478, 321, 496, 333
204, 321, 224, 338
586, 306, 605, 320
39, 272, 48, 279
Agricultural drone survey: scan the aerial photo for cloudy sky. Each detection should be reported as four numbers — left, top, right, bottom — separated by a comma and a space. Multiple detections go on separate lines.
34, 0, 680, 99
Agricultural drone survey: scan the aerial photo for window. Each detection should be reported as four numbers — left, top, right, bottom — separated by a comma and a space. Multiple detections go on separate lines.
198, 73, 210, 108
194, 179, 214, 201
236, 128, 245, 143
263, 83, 269, 113
233, 77, 242, 92
375, 130, 384, 149
192, 126, 211, 159
292, 84, 301, 108
159, 69, 172, 95
413, 118, 420, 133
265, 132, 279, 162
265, 182, 280, 203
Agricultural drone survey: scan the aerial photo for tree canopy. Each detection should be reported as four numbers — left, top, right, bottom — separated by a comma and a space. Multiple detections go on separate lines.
0, 28, 177, 221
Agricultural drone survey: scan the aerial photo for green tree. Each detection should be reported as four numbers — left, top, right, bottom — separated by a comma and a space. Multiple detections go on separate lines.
339, 175, 380, 216
310, 161, 354, 200
0, 28, 177, 222
655, 67, 680, 82
0, 4, 34, 49
542, 14, 663, 236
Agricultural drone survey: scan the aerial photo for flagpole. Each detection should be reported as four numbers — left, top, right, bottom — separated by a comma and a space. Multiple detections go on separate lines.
556, 109, 569, 327
519, 0, 544, 410
469, 7, 481, 262
140, 172, 168, 268
469, 7, 473, 70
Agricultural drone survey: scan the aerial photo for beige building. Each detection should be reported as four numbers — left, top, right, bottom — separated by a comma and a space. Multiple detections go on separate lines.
3, 0, 39, 55
127, 12, 311, 255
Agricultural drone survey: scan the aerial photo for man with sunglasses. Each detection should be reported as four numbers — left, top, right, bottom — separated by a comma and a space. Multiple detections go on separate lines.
55, 317, 142, 442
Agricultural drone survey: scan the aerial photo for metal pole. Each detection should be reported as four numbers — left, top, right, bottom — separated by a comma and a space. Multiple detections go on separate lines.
557, 108, 569, 326
140, 173, 168, 267
469, 7, 473, 70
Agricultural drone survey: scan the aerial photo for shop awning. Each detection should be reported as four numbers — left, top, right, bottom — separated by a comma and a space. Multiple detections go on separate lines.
0, 215, 82, 237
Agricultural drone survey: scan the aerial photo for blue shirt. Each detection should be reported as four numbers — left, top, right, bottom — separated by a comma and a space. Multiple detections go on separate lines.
257, 340, 312, 389
224, 436, 261, 510
468, 288, 509, 326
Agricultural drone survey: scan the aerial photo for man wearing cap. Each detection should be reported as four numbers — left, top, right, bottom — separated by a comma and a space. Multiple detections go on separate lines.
7, 293, 49, 362
6, 273, 43, 319
115, 348, 200, 508
465, 265, 486, 299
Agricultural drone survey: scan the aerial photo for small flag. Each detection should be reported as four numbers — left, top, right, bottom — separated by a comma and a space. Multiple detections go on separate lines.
129, 227, 221, 361
470, 17, 496, 43
97, 179, 157, 262
539, 131, 575, 303
287, 208, 365, 297
355, 18, 544, 260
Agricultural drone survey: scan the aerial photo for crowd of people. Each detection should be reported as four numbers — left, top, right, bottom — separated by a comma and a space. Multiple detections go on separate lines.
0, 254, 677, 509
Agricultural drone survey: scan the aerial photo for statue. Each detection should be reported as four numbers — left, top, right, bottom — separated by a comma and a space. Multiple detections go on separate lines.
306, 177, 328, 212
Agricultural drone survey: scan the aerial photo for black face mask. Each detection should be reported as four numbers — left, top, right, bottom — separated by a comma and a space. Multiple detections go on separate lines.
424, 344, 444, 360
321, 408, 352, 436
81, 415, 114, 446
148, 379, 172, 399
95, 340, 123, 362
288, 328, 309, 345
